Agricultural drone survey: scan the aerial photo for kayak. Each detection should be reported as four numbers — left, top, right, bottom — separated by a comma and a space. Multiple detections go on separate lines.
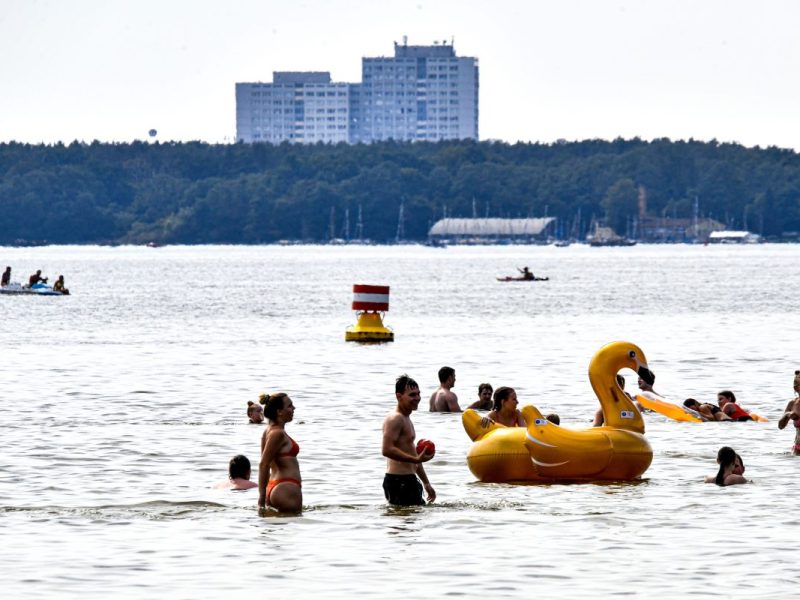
496, 276, 549, 282
0, 282, 67, 296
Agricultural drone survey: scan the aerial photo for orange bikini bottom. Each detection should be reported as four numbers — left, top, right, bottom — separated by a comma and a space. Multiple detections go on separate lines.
267, 478, 301, 501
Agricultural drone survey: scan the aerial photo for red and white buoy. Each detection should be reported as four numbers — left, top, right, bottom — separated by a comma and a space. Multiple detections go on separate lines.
345, 284, 394, 342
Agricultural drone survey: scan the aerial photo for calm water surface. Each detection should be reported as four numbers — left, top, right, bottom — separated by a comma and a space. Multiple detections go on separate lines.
2, 244, 800, 598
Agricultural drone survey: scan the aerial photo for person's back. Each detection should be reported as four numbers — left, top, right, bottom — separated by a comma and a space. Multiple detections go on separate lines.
429, 366, 460, 412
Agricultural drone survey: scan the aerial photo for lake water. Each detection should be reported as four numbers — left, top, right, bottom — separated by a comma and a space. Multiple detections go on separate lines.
2, 243, 799, 598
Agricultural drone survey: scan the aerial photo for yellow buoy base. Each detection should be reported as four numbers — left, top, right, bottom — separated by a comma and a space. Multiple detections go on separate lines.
345, 312, 394, 342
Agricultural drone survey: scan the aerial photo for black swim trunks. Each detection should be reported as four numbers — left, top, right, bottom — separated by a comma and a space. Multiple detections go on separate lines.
383, 473, 425, 506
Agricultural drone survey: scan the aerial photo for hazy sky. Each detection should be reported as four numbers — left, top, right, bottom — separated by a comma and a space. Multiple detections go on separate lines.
1, 0, 798, 149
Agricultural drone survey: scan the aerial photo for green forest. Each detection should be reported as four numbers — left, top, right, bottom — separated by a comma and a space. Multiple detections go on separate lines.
1, 138, 799, 244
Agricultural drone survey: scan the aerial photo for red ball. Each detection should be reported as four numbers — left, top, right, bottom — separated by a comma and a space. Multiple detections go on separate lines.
416, 439, 435, 456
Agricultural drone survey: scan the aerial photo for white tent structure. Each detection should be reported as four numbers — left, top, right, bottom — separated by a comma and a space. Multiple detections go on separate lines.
708, 230, 761, 244
428, 218, 555, 242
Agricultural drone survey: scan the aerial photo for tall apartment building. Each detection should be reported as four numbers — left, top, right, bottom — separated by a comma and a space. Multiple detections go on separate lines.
359, 41, 478, 142
235, 72, 353, 144
235, 41, 479, 144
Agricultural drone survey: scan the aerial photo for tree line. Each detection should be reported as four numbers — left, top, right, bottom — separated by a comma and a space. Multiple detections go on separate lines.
0, 137, 798, 244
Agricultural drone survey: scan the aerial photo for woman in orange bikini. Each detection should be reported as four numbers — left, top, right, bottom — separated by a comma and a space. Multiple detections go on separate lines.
481, 386, 526, 428
257, 392, 302, 514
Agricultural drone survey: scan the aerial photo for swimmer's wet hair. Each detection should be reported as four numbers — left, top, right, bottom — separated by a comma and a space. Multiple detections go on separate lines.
715, 446, 737, 486
395, 374, 419, 394
229, 454, 251, 480
478, 383, 493, 395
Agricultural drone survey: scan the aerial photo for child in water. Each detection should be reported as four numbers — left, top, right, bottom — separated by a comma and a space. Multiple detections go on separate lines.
247, 401, 264, 424
216, 455, 258, 490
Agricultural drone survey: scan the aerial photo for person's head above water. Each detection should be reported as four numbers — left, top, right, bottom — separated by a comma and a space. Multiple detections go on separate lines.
247, 400, 264, 423
438, 366, 455, 385
477, 383, 493, 403
717, 390, 736, 405
261, 392, 293, 423
492, 386, 517, 412
715, 446, 737, 486
616, 374, 626, 389
683, 398, 700, 409
228, 454, 251, 480
395, 374, 419, 395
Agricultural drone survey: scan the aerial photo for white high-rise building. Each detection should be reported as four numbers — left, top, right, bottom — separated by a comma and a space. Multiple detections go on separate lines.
360, 41, 478, 142
235, 41, 479, 144
236, 72, 353, 144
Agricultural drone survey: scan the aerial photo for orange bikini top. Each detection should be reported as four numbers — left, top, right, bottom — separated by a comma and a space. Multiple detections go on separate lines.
277, 435, 300, 458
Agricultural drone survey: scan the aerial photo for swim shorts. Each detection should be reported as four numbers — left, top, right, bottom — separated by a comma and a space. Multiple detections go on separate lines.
383, 473, 425, 506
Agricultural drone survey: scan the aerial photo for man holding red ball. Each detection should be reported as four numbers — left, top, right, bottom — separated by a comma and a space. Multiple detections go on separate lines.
382, 374, 436, 506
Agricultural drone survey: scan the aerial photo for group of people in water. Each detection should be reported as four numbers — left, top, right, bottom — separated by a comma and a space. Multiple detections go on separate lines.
1, 266, 69, 293
219, 367, 800, 511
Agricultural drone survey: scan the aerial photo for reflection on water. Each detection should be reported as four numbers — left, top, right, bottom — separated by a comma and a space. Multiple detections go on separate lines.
1, 244, 800, 597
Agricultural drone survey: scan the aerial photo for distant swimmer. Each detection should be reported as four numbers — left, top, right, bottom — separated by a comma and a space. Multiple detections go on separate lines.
429, 366, 460, 412
467, 382, 493, 410
247, 400, 264, 424
717, 390, 753, 422
1, 266, 10, 286
683, 398, 732, 422
258, 392, 302, 514
216, 455, 258, 490
383, 374, 435, 506
704, 446, 747, 486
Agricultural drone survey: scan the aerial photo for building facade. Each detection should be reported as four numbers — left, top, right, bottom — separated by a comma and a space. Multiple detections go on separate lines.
235, 41, 479, 144
235, 72, 352, 144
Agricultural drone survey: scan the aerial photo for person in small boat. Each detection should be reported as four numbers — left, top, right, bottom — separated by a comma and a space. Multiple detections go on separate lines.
704, 446, 747, 486
467, 383, 494, 410
28, 269, 47, 287
52, 275, 69, 294
1, 266, 10, 286
247, 400, 264, 424
518, 266, 534, 281
481, 386, 526, 427
216, 454, 258, 490
683, 398, 732, 422
717, 390, 753, 421
777, 396, 800, 455
258, 392, 302, 514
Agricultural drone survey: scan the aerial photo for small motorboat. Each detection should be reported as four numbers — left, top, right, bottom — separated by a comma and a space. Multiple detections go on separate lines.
0, 282, 68, 296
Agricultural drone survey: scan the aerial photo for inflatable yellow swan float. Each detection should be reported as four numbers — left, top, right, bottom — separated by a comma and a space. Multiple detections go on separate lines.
462, 341, 654, 482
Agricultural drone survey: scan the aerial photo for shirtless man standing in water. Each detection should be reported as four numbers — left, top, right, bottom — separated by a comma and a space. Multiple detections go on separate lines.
382, 374, 436, 506
429, 366, 460, 412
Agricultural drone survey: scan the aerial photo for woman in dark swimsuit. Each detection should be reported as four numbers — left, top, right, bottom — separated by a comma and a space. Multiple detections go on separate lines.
258, 392, 302, 514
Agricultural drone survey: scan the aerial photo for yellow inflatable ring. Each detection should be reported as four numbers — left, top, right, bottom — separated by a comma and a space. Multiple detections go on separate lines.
462, 341, 654, 482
